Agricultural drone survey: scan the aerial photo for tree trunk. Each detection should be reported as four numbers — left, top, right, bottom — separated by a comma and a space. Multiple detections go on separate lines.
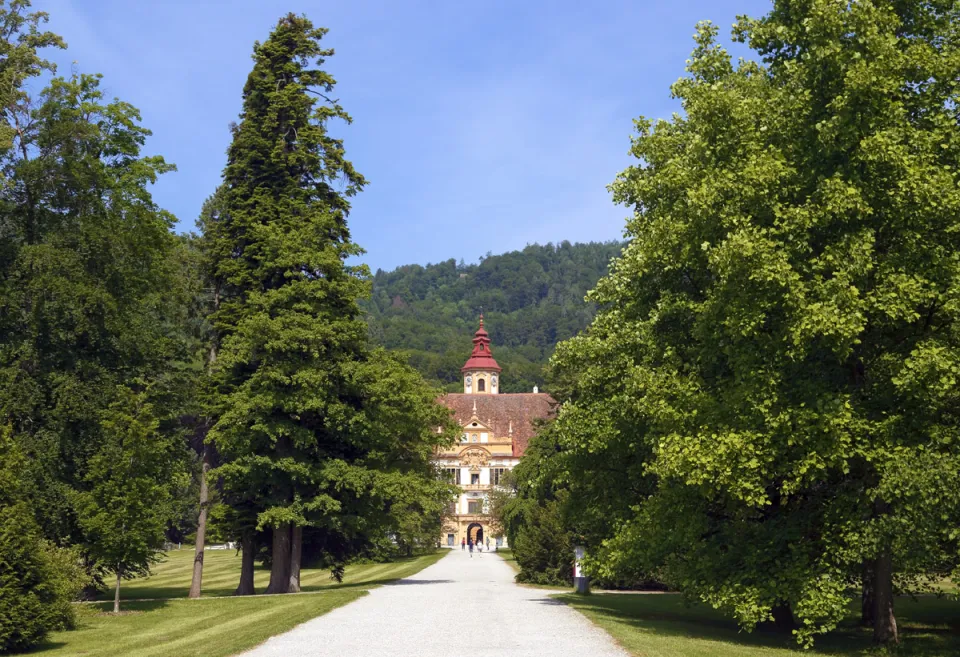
235, 533, 256, 596
265, 524, 291, 594
188, 443, 212, 599
288, 525, 302, 593
190, 286, 220, 599
772, 603, 795, 633
113, 569, 122, 613
861, 561, 875, 626
873, 549, 898, 644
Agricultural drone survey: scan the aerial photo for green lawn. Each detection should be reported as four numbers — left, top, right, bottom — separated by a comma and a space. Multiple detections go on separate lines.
29, 592, 365, 657
99, 546, 445, 600
23, 550, 446, 657
498, 548, 520, 574
560, 592, 960, 657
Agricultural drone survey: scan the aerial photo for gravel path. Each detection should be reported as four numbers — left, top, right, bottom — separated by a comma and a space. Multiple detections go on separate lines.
240, 548, 629, 657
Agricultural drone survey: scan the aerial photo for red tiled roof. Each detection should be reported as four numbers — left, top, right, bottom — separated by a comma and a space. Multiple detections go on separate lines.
440, 393, 556, 457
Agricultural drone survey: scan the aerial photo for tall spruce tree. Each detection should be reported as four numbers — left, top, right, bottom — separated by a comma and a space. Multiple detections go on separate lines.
205, 14, 453, 595
548, 0, 960, 647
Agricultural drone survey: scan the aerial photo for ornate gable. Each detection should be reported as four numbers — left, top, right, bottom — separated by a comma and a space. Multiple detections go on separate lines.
459, 446, 491, 471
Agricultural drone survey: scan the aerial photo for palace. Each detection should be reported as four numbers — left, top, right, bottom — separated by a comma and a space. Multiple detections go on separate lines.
436, 315, 555, 548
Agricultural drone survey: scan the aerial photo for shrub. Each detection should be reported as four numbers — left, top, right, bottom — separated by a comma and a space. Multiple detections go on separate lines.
0, 501, 87, 653
511, 497, 574, 586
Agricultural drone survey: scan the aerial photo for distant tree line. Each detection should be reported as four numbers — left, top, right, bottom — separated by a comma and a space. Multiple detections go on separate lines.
363, 241, 624, 392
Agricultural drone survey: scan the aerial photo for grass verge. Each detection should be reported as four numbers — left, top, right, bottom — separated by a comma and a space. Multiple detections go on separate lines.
28, 591, 365, 657
99, 547, 447, 600
559, 592, 960, 657
24, 550, 446, 657
498, 548, 519, 574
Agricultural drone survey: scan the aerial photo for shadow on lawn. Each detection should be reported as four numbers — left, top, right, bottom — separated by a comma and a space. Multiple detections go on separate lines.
104, 553, 441, 600
26, 600, 173, 654
557, 593, 960, 656
104, 574, 439, 599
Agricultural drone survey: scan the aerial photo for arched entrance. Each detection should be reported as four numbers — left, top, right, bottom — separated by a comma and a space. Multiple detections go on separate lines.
467, 522, 483, 545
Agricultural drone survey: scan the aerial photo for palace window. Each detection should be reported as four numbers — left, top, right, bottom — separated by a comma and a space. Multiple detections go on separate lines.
478, 379, 486, 392
471, 433, 478, 442
443, 468, 461, 484
471, 473, 480, 485
492, 467, 507, 485
468, 500, 482, 514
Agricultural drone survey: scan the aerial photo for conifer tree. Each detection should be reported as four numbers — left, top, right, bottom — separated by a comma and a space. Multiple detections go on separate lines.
205, 14, 452, 595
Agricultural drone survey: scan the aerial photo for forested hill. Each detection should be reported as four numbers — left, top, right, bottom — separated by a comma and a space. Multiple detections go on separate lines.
362, 241, 625, 393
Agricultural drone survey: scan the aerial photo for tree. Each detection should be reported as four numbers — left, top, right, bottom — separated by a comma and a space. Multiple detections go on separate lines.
73, 387, 178, 613
188, 191, 224, 600
0, 427, 86, 653
549, 0, 960, 647
490, 428, 579, 586
205, 14, 454, 595
0, 0, 189, 600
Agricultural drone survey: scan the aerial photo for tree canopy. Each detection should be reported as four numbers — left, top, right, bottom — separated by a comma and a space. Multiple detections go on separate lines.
203, 13, 455, 595
530, 0, 960, 647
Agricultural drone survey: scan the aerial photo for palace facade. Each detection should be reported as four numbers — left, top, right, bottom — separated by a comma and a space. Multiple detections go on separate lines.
435, 316, 555, 548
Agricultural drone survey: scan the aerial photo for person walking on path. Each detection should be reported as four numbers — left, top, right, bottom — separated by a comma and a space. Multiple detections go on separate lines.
461, 538, 465, 551
468, 540, 474, 558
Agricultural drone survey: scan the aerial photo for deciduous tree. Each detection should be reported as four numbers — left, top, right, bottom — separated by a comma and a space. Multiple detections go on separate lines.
0, 1, 188, 602
550, 0, 960, 647
73, 387, 179, 613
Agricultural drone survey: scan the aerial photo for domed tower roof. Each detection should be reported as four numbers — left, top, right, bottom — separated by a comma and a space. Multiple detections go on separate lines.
461, 314, 501, 373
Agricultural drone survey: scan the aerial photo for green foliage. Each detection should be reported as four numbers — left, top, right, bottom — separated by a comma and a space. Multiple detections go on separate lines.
544, 0, 960, 647
0, 0, 63, 167
0, 3, 196, 625
0, 428, 86, 653
510, 495, 574, 586
0, 64, 187, 545
364, 241, 623, 392
205, 13, 455, 574
490, 435, 575, 586
73, 387, 180, 596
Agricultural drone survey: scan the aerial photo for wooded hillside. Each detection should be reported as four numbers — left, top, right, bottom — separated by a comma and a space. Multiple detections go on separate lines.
363, 241, 624, 392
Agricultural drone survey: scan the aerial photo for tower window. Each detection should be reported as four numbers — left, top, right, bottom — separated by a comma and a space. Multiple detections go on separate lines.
478, 379, 485, 392
480, 344, 484, 351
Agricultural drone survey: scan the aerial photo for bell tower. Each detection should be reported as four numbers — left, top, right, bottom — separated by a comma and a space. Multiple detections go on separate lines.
461, 314, 501, 394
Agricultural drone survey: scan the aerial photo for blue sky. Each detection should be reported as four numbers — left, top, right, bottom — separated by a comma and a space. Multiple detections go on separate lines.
40, 0, 771, 272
